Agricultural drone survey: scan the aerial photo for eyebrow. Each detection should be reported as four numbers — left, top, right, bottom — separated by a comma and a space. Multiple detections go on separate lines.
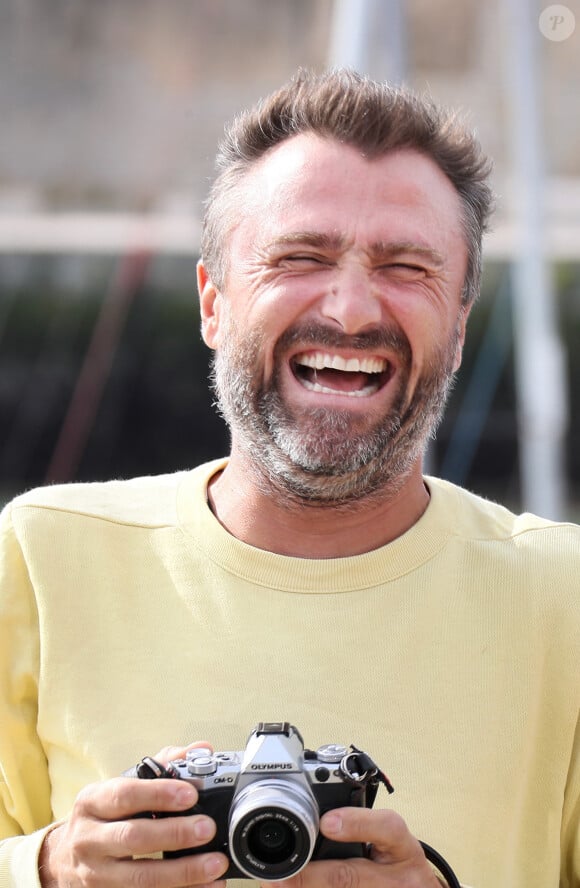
368, 241, 445, 267
270, 231, 345, 251
270, 232, 445, 267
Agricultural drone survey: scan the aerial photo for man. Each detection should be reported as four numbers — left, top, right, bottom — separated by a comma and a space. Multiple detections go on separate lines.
0, 69, 578, 888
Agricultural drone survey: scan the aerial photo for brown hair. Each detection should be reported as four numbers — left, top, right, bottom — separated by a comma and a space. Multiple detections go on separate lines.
202, 68, 494, 305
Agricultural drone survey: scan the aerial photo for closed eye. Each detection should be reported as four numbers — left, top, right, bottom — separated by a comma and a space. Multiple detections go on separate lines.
380, 263, 428, 277
279, 254, 332, 269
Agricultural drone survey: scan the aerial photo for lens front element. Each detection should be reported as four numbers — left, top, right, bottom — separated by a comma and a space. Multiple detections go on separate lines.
248, 816, 296, 863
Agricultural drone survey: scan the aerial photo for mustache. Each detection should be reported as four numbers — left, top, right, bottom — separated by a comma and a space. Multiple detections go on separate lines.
274, 321, 412, 365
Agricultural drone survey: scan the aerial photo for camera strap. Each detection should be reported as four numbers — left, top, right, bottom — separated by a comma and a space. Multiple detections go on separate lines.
128, 756, 180, 780
419, 842, 462, 888
344, 745, 395, 797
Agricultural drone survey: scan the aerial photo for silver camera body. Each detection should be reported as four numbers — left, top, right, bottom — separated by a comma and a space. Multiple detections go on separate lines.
133, 722, 391, 881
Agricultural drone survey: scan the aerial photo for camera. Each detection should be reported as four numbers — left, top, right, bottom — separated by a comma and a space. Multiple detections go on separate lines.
129, 721, 393, 881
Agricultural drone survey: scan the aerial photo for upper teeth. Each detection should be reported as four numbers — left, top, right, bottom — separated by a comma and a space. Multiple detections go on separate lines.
295, 352, 387, 374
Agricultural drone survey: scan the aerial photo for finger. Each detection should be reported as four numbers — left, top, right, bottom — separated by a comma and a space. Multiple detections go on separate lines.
262, 858, 386, 888
75, 776, 200, 822
155, 740, 214, 764
103, 812, 218, 857
320, 807, 423, 864
261, 808, 433, 888
108, 851, 228, 888
265, 852, 435, 888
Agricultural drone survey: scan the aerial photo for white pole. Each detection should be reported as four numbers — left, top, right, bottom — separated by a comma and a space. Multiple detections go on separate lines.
502, 0, 568, 519
328, 0, 407, 84
328, 0, 372, 71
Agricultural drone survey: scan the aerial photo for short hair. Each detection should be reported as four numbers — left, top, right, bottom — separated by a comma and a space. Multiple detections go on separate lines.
201, 68, 494, 306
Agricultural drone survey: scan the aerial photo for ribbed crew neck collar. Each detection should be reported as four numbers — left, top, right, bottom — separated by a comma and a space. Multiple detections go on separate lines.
176, 459, 456, 593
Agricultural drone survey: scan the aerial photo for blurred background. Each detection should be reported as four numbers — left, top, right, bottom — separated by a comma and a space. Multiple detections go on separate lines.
1, 0, 579, 518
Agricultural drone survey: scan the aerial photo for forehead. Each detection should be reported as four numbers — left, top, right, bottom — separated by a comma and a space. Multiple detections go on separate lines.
231, 134, 466, 256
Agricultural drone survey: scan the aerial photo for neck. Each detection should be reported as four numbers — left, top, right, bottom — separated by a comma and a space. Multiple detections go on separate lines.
207, 451, 430, 559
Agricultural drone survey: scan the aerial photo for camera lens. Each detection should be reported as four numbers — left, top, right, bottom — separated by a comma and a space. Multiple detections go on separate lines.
247, 817, 295, 863
229, 779, 319, 881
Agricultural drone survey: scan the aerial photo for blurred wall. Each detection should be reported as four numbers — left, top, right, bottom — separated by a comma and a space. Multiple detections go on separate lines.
1, 0, 578, 219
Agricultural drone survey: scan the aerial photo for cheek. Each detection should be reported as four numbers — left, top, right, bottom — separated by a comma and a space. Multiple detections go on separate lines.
258, 277, 322, 322
394, 304, 460, 388
230, 276, 321, 360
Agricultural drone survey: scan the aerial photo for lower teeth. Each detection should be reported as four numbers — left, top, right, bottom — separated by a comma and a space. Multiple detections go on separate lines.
301, 378, 379, 397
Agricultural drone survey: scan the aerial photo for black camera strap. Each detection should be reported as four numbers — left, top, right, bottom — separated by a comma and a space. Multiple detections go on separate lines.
124, 756, 180, 780
344, 745, 395, 798
419, 842, 462, 888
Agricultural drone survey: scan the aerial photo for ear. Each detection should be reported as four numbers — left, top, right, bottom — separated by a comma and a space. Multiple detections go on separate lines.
197, 260, 222, 349
452, 303, 471, 372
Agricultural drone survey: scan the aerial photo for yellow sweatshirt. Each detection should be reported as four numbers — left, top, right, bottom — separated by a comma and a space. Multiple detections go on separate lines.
0, 459, 578, 888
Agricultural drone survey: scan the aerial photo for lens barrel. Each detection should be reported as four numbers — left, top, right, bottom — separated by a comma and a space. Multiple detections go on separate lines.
229, 779, 319, 880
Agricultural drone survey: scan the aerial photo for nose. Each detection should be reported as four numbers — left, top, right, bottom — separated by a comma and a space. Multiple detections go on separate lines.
318, 265, 383, 335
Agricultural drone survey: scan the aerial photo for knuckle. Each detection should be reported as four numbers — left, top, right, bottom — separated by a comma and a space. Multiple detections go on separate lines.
130, 868, 156, 888
180, 858, 209, 884
182, 852, 228, 884
73, 781, 101, 811
75, 862, 101, 888
108, 779, 131, 817
115, 818, 142, 851
128, 861, 173, 888
329, 862, 360, 888
376, 808, 409, 846
387, 809, 407, 832
150, 779, 196, 812
166, 815, 197, 849
61, 821, 96, 861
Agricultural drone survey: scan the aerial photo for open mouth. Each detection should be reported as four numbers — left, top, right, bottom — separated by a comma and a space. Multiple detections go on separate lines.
291, 350, 392, 398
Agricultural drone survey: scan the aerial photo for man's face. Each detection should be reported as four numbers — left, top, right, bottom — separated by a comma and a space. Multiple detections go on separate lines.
199, 134, 470, 503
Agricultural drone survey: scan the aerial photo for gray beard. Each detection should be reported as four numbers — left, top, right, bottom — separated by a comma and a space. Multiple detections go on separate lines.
211, 317, 458, 506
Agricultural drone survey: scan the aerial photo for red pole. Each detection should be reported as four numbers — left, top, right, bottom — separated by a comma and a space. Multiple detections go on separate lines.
45, 249, 151, 484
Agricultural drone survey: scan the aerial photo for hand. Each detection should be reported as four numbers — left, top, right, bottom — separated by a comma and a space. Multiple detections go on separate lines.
38, 743, 229, 888
261, 807, 441, 888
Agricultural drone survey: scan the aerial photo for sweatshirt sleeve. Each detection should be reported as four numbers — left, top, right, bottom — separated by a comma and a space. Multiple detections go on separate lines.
0, 502, 55, 887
